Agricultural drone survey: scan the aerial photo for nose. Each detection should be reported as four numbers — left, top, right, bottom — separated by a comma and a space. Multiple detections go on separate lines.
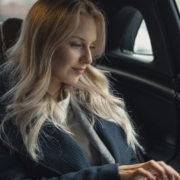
80, 47, 93, 64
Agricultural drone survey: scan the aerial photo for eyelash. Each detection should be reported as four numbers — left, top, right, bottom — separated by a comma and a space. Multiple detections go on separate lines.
72, 44, 81, 48
71, 43, 95, 50
90, 46, 95, 50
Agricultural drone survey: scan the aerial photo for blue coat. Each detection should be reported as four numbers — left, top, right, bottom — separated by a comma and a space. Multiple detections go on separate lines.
0, 70, 137, 180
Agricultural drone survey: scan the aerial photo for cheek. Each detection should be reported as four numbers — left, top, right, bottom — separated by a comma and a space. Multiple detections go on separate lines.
52, 51, 68, 67
51, 55, 71, 76
52, 47, 81, 71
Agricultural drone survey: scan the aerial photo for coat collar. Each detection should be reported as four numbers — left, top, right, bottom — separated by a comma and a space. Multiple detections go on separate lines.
73, 107, 115, 164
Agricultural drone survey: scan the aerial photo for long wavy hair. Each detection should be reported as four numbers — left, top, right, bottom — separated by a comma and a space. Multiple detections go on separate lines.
0, 0, 142, 160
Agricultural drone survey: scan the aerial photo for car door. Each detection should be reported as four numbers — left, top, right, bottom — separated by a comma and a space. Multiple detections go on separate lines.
92, 0, 180, 172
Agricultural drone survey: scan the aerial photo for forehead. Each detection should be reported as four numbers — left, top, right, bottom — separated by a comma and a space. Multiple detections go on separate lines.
71, 15, 97, 42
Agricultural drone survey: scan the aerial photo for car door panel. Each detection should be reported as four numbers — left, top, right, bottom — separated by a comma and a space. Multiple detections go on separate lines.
93, 0, 180, 172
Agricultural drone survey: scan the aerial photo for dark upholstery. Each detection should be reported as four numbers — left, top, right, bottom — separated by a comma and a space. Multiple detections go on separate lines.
0, 18, 23, 65
0, 22, 4, 65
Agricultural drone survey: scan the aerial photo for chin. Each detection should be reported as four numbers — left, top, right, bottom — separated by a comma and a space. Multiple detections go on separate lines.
65, 79, 79, 86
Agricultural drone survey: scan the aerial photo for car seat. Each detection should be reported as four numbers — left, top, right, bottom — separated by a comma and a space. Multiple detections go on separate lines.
0, 18, 23, 65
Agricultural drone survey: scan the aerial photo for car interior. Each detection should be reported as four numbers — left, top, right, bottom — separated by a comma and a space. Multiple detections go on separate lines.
91, 0, 180, 172
0, 0, 180, 173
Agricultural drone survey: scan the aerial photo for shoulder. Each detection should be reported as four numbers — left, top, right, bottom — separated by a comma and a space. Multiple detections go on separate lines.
0, 65, 16, 99
94, 117, 128, 150
0, 67, 11, 92
94, 117, 137, 164
95, 117, 127, 139
0, 69, 7, 86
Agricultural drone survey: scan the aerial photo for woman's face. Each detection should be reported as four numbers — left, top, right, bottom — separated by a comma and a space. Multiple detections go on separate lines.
50, 15, 97, 89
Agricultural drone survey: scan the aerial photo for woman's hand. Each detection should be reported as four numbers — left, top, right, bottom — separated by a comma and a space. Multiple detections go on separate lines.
118, 160, 180, 180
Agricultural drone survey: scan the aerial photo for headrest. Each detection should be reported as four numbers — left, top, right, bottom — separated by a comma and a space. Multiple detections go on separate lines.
1, 18, 23, 52
0, 18, 23, 65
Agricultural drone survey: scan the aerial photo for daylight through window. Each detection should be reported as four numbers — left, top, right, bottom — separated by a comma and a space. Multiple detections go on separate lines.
0, 0, 37, 21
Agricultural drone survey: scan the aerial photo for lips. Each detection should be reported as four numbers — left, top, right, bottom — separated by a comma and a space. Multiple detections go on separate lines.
72, 67, 85, 75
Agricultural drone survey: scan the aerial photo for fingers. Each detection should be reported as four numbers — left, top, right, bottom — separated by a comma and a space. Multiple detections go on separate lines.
132, 167, 156, 180
119, 165, 156, 180
145, 160, 167, 180
119, 160, 180, 180
158, 161, 180, 180
144, 160, 180, 180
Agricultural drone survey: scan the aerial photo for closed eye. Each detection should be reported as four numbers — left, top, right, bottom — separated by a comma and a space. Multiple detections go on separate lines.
71, 43, 95, 50
90, 46, 95, 50
71, 43, 82, 48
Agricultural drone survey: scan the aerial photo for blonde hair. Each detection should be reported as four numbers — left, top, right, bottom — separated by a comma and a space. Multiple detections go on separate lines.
0, 0, 142, 160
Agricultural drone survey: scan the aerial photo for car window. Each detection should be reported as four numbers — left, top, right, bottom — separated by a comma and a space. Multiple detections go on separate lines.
0, 0, 37, 21
175, 0, 180, 13
120, 7, 154, 63
133, 19, 153, 55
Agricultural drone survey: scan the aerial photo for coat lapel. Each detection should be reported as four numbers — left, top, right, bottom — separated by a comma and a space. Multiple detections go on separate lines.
5, 108, 117, 174
73, 107, 115, 165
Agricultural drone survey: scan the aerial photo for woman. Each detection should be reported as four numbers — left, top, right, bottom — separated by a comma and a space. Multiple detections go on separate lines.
0, 0, 179, 179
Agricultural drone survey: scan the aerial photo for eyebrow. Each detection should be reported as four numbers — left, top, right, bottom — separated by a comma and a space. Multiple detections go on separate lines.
71, 36, 97, 43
